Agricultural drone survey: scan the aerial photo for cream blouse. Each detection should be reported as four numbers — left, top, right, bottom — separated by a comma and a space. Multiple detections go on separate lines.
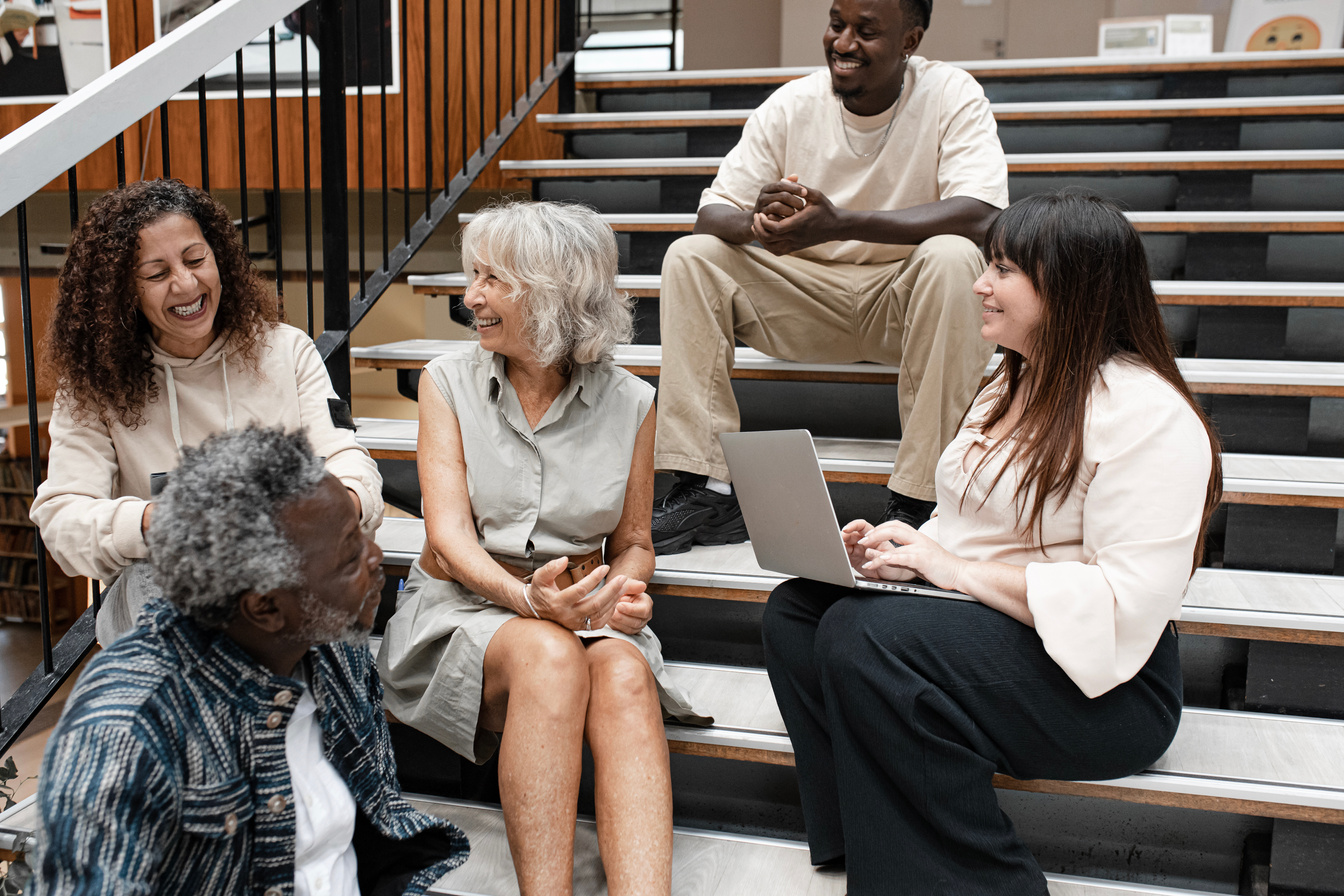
924, 356, 1214, 698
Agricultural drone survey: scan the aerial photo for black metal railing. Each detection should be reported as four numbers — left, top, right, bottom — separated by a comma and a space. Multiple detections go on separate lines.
0, 0, 578, 757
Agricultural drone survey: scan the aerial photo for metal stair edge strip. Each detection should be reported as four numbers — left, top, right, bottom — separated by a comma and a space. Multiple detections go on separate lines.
408, 273, 1344, 295
538, 95, 1344, 125
351, 343, 1344, 389
498, 149, 1344, 170
572, 50, 1344, 86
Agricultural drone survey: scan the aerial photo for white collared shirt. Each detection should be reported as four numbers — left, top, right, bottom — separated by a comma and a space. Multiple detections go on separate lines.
286, 670, 361, 896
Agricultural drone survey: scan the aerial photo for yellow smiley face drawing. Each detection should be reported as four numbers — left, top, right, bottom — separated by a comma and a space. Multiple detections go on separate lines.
1246, 16, 1322, 51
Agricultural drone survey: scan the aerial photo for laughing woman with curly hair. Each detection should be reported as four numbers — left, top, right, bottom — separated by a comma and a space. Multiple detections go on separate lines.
31, 179, 383, 646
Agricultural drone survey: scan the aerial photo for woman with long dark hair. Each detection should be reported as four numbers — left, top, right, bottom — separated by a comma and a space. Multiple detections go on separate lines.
32, 179, 382, 645
763, 190, 1222, 895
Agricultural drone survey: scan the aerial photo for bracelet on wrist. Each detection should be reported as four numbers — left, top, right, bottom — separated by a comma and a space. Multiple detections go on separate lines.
521, 581, 540, 619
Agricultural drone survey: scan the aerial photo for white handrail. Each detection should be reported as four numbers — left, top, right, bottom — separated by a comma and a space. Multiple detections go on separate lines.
0, 0, 305, 218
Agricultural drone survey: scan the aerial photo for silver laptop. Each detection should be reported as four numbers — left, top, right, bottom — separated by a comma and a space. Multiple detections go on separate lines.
719, 430, 973, 600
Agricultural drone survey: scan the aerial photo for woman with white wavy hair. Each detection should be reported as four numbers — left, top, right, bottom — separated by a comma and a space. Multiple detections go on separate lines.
378, 200, 708, 896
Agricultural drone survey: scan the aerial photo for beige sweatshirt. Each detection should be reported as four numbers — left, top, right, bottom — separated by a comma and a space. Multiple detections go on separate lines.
30, 323, 384, 582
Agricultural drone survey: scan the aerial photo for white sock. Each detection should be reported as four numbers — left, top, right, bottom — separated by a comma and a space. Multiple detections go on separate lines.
704, 476, 732, 496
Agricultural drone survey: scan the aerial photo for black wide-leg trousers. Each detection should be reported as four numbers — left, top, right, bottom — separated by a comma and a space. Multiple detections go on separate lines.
761, 579, 1183, 896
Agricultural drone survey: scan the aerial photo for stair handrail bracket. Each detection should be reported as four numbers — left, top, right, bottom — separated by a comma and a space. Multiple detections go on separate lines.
0, 0, 308, 219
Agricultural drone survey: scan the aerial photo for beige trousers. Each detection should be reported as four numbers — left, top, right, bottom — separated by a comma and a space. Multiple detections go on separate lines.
653, 233, 992, 501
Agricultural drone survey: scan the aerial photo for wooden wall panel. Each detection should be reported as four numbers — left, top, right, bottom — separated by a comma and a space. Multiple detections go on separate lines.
4, 0, 566, 195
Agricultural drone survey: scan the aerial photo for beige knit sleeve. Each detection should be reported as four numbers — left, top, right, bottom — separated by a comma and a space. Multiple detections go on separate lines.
287, 329, 385, 535
30, 398, 150, 581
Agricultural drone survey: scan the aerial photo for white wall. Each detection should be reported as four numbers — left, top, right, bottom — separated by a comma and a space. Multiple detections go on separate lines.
683, 0, 782, 70
779, 0, 824, 67
748, 0, 1236, 68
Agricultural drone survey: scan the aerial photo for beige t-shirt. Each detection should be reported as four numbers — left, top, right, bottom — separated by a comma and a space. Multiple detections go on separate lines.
700, 59, 1009, 265
923, 357, 1214, 699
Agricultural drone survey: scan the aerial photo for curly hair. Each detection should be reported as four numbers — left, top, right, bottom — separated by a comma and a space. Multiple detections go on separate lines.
44, 179, 279, 428
147, 426, 327, 631
460, 200, 633, 370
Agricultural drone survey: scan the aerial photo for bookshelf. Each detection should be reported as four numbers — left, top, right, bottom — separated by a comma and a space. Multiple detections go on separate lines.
0, 458, 79, 624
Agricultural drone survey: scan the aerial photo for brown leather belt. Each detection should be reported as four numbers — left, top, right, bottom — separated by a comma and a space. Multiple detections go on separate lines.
496, 549, 604, 590
423, 546, 604, 591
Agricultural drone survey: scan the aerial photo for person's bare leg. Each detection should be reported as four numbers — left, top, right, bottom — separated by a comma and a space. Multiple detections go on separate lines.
583, 638, 673, 896
482, 618, 590, 896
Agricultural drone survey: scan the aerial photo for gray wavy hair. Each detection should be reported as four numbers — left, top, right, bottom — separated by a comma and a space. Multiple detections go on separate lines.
460, 200, 634, 369
147, 426, 327, 630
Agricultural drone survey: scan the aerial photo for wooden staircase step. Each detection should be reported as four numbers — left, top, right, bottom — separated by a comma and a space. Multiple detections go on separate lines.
454, 210, 1344, 233
410, 796, 1225, 896
369, 630, 1344, 826
574, 50, 1344, 93
372, 520, 1344, 646
2, 767, 1225, 894
410, 272, 1344, 308
359, 425, 1344, 506
539, 95, 1344, 131
658, 662, 1344, 824
352, 340, 1344, 397
499, 150, 1344, 180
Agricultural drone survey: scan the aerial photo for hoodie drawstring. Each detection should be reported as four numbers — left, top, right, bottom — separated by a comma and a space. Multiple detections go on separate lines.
164, 364, 184, 452
163, 350, 235, 454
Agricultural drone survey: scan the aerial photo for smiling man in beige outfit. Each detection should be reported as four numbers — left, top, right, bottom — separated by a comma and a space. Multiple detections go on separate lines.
651, 0, 1009, 554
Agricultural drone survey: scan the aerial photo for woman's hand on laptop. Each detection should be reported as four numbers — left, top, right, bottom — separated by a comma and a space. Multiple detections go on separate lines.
841, 519, 882, 575
855, 520, 969, 591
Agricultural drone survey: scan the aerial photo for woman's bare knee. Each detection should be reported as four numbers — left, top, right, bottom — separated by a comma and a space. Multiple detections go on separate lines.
482, 619, 590, 728
586, 640, 658, 709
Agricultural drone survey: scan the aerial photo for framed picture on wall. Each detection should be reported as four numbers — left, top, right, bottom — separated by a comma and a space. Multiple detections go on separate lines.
0, 0, 111, 104
153, 0, 400, 99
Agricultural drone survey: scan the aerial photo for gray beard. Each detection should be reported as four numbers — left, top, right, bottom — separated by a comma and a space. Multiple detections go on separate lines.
289, 589, 373, 647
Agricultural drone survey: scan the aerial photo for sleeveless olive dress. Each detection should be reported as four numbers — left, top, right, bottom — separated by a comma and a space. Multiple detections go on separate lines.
377, 347, 709, 762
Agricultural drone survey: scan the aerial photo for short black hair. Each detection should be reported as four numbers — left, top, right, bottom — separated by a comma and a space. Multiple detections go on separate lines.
904, 0, 931, 29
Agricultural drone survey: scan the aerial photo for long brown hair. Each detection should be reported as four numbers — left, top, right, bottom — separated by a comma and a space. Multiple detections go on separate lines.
44, 179, 279, 428
973, 190, 1222, 570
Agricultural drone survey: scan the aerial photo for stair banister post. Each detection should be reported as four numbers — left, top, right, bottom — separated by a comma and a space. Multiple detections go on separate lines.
557, 0, 577, 114
319, 0, 353, 401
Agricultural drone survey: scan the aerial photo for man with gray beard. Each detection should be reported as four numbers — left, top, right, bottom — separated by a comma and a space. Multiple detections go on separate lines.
32, 426, 469, 896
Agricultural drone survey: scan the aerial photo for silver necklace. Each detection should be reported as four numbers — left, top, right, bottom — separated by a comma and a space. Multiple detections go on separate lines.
838, 81, 905, 159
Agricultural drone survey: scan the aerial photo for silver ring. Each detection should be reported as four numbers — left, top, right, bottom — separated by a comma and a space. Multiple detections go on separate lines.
584, 616, 592, 631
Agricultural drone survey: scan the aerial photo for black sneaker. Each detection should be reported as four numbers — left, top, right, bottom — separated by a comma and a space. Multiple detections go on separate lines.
651, 473, 749, 555
882, 490, 936, 528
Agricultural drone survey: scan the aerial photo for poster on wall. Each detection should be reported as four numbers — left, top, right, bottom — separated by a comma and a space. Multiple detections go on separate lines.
0, 0, 111, 104
1225, 0, 1344, 52
154, 0, 399, 99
